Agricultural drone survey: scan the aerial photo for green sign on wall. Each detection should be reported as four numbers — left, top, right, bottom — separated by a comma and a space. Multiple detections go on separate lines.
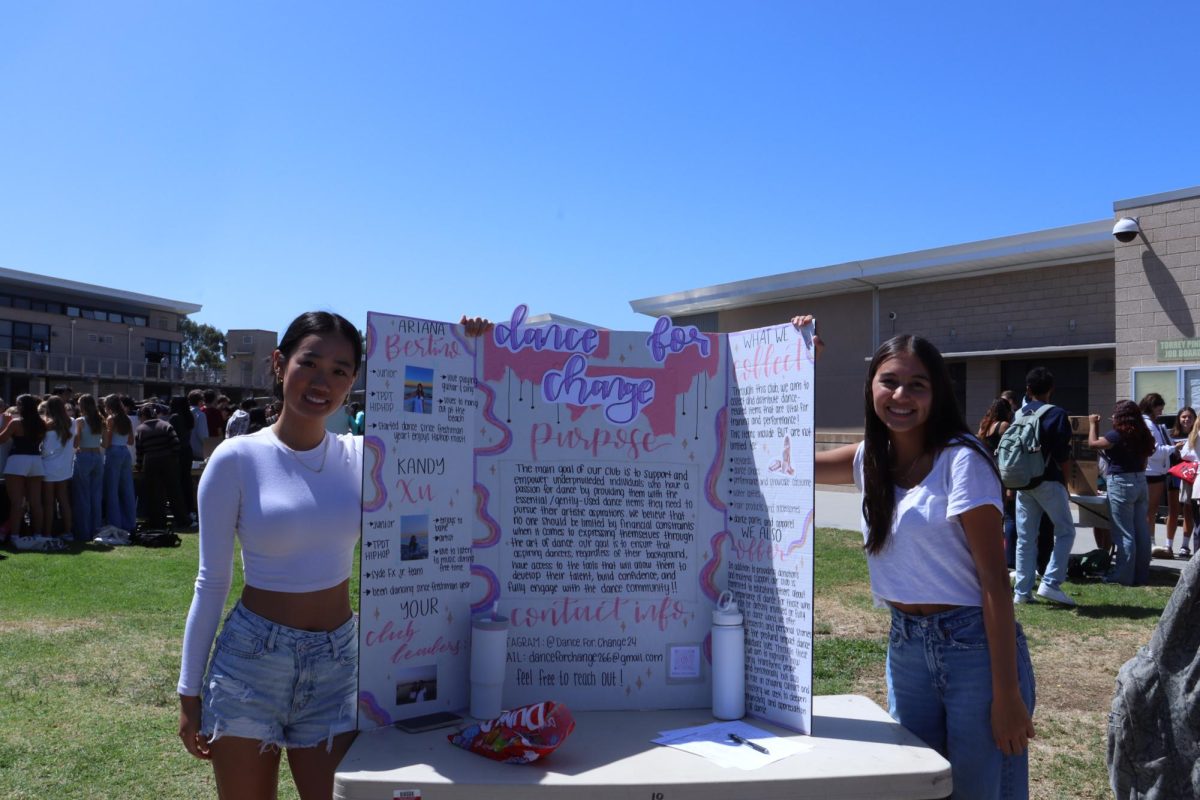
1158, 339, 1200, 361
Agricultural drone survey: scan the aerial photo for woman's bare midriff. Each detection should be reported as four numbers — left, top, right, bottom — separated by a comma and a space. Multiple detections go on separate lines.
888, 601, 961, 616
241, 579, 353, 631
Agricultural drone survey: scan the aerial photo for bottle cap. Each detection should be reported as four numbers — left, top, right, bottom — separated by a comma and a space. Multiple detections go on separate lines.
712, 590, 742, 625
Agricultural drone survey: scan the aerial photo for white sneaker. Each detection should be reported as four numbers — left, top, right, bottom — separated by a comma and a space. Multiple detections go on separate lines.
1036, 584, 1077, 607
1013, 592, 1037, 605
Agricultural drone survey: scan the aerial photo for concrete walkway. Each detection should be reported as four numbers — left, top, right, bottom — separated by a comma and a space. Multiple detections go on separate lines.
815, 485, 1187, 576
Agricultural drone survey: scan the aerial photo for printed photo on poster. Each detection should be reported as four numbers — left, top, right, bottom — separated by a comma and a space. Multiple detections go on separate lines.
400, 514, 430, 562
404, 365, 434, 414
395, 665, 439, 706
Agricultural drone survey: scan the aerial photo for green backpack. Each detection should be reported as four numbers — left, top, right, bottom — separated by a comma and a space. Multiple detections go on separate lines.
995, 403, 1054, 490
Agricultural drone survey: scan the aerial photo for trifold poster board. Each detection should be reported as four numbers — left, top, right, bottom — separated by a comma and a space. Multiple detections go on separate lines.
357, 307, 816, 733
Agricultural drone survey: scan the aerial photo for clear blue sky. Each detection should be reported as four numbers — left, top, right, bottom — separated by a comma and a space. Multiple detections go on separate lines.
2, 2, 1198, 337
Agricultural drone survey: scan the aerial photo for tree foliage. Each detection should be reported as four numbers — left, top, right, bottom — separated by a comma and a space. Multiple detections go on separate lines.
179, 319, 226, 370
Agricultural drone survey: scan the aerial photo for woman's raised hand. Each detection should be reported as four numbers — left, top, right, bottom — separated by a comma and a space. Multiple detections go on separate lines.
460, 316, 493, 338
790, 315, 824, 359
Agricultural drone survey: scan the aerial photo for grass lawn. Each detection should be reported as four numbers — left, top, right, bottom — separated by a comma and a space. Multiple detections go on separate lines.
0, 529, 1176, 798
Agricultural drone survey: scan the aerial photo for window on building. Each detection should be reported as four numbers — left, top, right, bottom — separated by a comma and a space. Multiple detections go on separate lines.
144, 337, 182, 366
242, 334, 253, 345
0, 320, 51, 352
1131, 366, 1200, 416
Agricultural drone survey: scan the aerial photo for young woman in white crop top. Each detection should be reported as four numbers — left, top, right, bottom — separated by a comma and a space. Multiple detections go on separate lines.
797, 319, 1037, 800
177, 310, 367, 799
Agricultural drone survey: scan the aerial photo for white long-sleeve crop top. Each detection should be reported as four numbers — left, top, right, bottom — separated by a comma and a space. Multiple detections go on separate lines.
853, 439, 1003, 607
177, 427, 363, 696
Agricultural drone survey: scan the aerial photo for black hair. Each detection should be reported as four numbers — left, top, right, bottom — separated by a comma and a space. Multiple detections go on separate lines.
240, 397, 257, 411
861, 335, 999, 555
15, 394, 47, 441
248, 406, 267, 434
1025, 367, 1054, 397
278, 311, 363, 365
169, 395, 189, 416
275, 311, 363, 399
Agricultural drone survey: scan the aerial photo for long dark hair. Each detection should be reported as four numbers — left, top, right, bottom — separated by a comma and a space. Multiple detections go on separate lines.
1113, 400, 1155, 458
1171, 406, 1196, 439
104, 394, 132, 437
275, 311, 363, 399
40, 396, 73, 442
1138, 393, 1166, 417
14, 394, 46, 441
862, 335, 998, 555
976, 398, 1014, 439
78, 393, 103, 436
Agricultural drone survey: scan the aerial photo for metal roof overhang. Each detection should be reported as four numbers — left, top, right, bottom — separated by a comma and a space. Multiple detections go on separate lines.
0, 265, 202, 315
630, 219, 1114, 318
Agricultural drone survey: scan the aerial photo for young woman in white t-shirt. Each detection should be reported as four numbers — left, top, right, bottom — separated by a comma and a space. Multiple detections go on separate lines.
799, 319, 1036, 799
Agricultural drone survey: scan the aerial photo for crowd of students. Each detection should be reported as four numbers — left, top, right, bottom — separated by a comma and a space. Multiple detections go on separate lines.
974, 373, 1199, 607
0, 384, 282, 551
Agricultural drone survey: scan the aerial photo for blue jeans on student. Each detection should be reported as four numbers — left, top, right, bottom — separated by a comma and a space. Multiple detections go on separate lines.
1104, 472, 1151, 586
103, 445, 136, 531
72, 450, 104, 541
887, 606, 1036, 800
1014, 480, 1076, 598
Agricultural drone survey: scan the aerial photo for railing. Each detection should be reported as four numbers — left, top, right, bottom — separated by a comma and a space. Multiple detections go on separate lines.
0, 349, 271, 389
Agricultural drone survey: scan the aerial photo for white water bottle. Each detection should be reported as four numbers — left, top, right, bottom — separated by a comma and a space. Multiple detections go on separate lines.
711, 590, 745, 720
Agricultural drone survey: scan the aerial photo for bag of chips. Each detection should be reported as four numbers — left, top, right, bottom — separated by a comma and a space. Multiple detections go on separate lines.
447, 701, 575, 764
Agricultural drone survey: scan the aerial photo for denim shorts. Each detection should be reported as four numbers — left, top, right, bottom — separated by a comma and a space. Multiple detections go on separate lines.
3, 454, 45, 478
201, 602, 358, 751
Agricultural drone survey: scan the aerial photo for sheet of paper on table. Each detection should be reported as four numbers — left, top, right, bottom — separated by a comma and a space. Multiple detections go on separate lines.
653, 720, 812, 770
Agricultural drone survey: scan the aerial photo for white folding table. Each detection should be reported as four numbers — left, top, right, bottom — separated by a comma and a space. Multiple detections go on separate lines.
334, 694, 951, 799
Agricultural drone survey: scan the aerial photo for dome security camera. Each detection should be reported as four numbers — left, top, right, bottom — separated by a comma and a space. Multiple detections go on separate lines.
888, 311, 897, 320
1113, 217, 1140, 243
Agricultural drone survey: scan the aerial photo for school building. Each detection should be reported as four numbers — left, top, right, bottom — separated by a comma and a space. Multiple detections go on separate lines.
0, 266, 279, 402
631, 185, 1200, 440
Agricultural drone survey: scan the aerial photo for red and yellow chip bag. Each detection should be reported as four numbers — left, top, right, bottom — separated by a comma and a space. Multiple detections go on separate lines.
448, 701, 575, 764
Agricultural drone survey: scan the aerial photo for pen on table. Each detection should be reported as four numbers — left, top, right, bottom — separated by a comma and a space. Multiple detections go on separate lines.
728, 732, 769, 754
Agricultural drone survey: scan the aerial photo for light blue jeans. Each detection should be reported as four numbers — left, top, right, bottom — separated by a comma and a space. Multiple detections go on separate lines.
1104, 472, 1151, 586
71, 450, 104, 541
102, 445, 136, 531
887, 606, 1036, 800
1014, 480, 1076, 597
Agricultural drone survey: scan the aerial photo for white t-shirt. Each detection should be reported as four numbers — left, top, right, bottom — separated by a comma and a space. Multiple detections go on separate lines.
853, 439, 1003, 607
177, 427, 363, 696
1143, 415, 1175, 477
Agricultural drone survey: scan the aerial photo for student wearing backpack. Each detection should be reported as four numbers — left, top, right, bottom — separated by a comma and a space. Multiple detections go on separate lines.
1011, 367, 1078, 606
805, 322, 1036, 800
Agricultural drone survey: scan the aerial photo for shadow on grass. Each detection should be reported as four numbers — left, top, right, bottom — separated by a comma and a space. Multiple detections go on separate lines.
1074, 604, 1166, 621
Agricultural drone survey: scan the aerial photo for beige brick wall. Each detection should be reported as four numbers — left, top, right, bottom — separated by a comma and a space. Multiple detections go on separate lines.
1114, 193, 1200, 403
877, 259, 1115, 355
